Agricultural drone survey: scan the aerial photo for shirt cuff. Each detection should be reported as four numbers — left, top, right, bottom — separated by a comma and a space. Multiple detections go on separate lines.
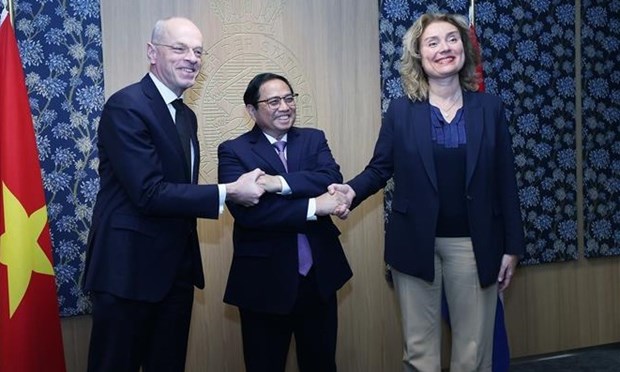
217, 184, 226, 214
278, 175, 292, 195
307, 198, 317, 221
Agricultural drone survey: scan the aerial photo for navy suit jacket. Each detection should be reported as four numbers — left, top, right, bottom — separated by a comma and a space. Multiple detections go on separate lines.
349, 92, 525, 287
83, 74, 220, 302
218, 125, 352, 314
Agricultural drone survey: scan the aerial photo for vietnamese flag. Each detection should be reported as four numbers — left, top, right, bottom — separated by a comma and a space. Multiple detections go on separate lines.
0, 7, 67, 372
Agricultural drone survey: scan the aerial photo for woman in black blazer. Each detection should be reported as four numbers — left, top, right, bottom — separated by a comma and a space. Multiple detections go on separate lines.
330, 13, 525, 372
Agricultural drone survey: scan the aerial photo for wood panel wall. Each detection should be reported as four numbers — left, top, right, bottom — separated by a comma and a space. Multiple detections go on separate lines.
59, 0, 620, 371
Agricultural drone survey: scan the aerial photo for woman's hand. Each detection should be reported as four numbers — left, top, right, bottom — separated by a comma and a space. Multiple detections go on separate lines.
497, 254, 519, 292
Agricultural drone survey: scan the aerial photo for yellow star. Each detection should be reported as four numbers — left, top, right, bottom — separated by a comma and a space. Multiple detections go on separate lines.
0, 182, 54, 318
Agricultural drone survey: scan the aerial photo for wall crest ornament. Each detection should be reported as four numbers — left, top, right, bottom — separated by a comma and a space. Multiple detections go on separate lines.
187, 0, 317, 183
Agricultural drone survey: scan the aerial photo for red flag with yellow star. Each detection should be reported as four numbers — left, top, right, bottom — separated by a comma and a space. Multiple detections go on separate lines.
0, 7, 66, 372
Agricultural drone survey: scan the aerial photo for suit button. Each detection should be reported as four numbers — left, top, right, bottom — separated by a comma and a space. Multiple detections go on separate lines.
466, 195, 473, 200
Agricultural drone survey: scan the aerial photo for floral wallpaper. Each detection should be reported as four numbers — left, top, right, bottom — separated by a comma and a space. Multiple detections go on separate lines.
582, 0, 620, 258
379, 0, 579, 264
13, 0, 103, 316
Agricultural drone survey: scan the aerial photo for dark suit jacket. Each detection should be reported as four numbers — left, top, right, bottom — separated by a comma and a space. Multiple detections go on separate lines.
218, 125, 352, 314
83, 74, 220, 302
348, 92, 525, 287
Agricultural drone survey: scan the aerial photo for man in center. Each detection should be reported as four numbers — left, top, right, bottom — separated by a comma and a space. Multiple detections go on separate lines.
218, 73, 351, 372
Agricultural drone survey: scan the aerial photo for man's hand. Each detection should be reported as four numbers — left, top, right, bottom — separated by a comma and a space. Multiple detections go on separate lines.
327, 183, 355, 219
315, 190, 350, 216
497, 254, 519, 292
225, 168, 265, 206
256, 174, 282, 193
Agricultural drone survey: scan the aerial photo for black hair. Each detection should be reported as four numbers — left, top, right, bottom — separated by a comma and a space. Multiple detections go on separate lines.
243, 73, 295, 108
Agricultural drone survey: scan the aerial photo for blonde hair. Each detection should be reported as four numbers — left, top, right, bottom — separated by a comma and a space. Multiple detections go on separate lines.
400, 13, 480, 101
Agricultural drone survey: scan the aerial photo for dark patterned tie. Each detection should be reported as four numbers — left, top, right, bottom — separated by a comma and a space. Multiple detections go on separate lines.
273, 141, 313, 276
171, 99, 191, 173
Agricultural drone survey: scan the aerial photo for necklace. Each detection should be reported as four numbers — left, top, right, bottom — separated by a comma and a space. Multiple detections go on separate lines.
430, 91, 462, 121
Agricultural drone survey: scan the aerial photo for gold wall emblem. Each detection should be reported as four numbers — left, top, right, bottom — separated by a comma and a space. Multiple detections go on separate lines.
186, 0, 317, 183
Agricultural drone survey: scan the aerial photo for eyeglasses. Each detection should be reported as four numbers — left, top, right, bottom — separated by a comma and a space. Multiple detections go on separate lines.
256, 93, 299, 110
152, 43, 207, 59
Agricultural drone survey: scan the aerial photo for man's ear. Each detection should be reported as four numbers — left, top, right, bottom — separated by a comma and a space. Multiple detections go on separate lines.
245, 104, 257, 122
147, 43, 157, 65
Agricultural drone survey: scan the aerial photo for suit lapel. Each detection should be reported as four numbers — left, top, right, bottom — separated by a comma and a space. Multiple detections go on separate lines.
412, 101, 438, 191
284, 128, 302, 172
192, 130, 200, 183
186, 107, 199, 183
248, 125, 288, 174
141, 75, 191, 181
464, 92, 483, 189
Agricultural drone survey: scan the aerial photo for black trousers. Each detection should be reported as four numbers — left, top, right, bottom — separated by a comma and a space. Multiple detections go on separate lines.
87, 254, 194, 372
239, 270, 338, 372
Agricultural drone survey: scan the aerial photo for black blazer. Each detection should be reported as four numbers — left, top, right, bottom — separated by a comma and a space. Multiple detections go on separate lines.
83, 75, 220, 302
218, 125, 352, 314
349, 92, 525, 287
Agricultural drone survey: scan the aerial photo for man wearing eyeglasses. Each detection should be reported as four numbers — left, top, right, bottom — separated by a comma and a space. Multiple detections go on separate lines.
218, 73, 352, 372
83, 17, 265, 372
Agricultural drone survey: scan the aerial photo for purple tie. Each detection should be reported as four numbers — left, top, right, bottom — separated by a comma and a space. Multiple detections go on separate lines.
273, 141, 313, 276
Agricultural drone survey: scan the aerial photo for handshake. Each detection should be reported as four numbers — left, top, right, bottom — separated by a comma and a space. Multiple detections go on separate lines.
316, 184, 354, 219
224, 168, 355, 219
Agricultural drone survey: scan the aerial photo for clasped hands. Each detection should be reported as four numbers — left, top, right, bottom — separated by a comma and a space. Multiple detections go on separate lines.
226, 168, 354, 219
254, 172, 354, 218
318, 184, 355, 219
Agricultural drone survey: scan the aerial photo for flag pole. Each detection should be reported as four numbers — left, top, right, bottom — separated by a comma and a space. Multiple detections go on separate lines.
7, 0, 12, 25
1, 0, 12, 26
469, 0, 475, 26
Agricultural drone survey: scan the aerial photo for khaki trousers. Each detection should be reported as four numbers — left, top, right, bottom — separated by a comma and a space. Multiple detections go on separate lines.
391, 237, 497, 372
